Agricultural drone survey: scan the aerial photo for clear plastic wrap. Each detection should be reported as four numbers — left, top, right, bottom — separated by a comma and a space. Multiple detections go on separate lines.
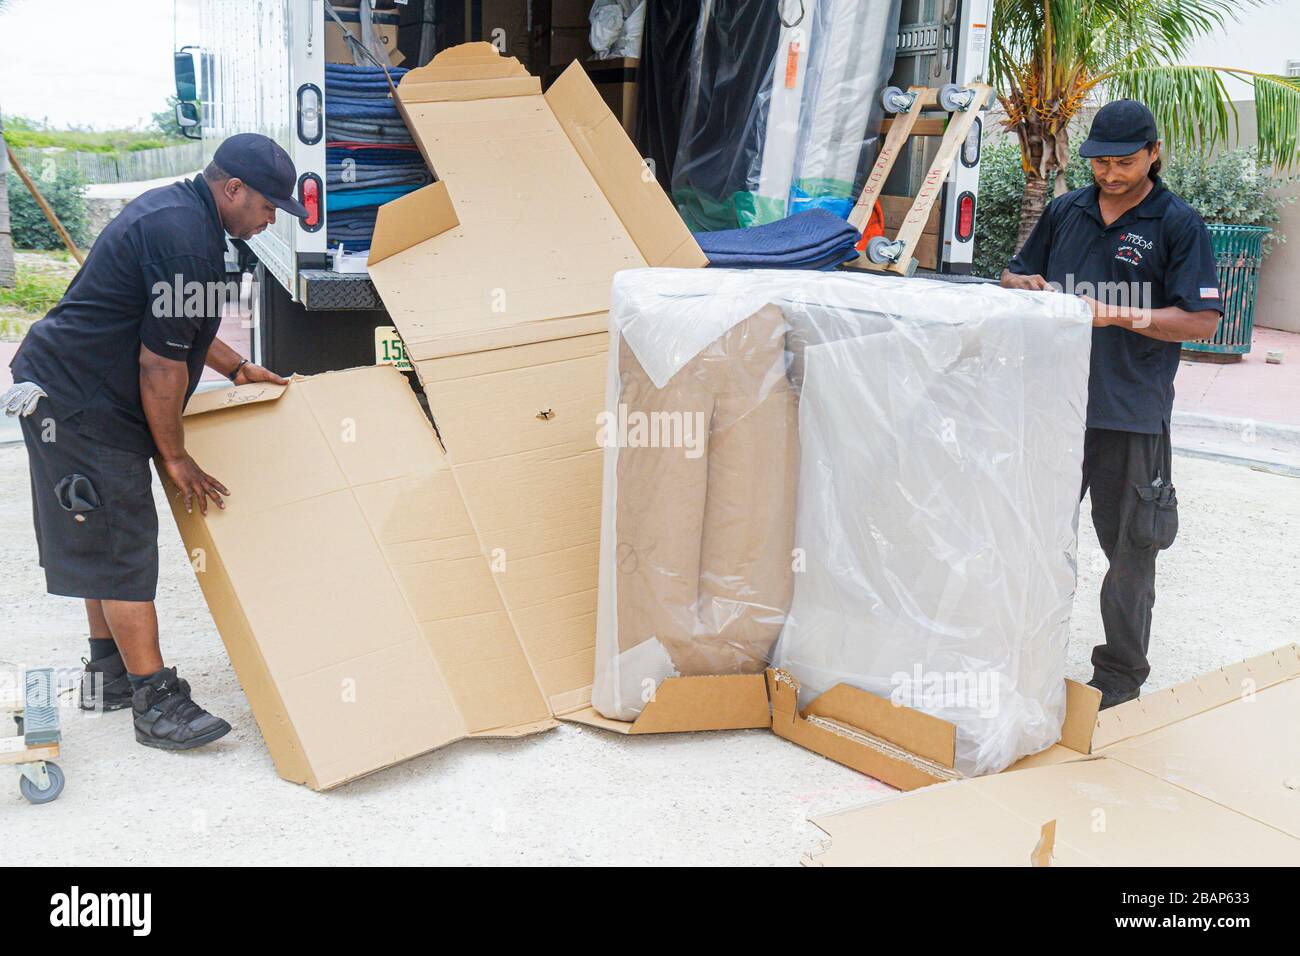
667, 0, 901, 230
592, 269, 1093, 775
589, 0, 644, 59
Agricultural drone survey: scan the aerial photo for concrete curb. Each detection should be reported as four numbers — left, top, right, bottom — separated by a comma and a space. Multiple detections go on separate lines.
1171, 411, 1300, 477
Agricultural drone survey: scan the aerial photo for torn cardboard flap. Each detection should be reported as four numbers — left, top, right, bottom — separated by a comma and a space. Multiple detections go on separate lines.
804, 644, 1300, 865
367, 44, 704, 363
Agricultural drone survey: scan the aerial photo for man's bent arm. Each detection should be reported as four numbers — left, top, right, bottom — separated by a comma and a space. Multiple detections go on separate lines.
1090, 301, 1220, 342
140, 344, 189, 462
139, 344, 229, 514
203, 337, 289, 387
204, 336, 244, 379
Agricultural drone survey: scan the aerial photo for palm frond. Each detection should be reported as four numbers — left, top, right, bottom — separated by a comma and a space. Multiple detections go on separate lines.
1104, 65, 1300, 170
1252, 72, 1300, 168
1104, 64, 1237, 155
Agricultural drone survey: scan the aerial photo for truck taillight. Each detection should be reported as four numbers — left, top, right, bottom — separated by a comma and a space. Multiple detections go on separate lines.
298, 173, 323, 233
956, 191, 975, 242
961, 117, 982, 167
297, 84, 322, 145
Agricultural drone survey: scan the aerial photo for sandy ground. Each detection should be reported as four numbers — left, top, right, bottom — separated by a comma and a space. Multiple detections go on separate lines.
0, 444, 1297, 865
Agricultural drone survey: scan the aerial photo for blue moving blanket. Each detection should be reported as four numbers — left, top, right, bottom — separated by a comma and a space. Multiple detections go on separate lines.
693, 209, 861, 270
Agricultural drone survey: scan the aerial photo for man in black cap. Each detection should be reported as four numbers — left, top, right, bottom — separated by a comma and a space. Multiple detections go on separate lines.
4, 133, 308, 750
1001, 100, 1222, 709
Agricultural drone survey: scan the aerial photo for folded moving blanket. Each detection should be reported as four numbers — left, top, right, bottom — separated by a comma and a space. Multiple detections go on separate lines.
327, 167, 431, 189
326, 99, 402, 119
326, 142, 420, 156
694, 209, 860, 270
326, 208, 379, 250
326, 184, 422, 212
325, 63, 409, 81
325, 121, 414, 144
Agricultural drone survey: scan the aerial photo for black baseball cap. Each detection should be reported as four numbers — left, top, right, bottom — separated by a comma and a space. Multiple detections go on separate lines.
1079, 100, 1160, 158
212, 133, 309, 219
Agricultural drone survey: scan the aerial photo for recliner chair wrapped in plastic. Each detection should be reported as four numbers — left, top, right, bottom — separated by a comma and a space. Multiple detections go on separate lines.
592, 269, 1092, 775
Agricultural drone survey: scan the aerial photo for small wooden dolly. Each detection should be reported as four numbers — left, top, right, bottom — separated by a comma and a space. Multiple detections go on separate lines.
847, 81, 992, 276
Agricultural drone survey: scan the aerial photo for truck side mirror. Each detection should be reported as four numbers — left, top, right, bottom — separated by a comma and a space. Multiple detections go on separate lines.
174, 49, 198, 102
175, 102, 201, 141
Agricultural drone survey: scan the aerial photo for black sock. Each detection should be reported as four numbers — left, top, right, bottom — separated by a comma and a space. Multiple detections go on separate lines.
127, 668, 165, 690
89, 637, 118, 662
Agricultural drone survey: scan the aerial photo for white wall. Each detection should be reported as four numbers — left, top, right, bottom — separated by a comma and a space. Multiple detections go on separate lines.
1181, 3, 1300, 99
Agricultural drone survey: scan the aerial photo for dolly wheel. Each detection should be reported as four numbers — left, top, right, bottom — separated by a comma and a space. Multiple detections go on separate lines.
19, 761, 65, 805
880, 86, 911, 114
937, 83, 976, 112
865, 235, 905, 264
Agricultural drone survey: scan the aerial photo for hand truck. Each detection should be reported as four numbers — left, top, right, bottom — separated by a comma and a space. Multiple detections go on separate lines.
847, 81, 992, 276
1, 667, 66, 804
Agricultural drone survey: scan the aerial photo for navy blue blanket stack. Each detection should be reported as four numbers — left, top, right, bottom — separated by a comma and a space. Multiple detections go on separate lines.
692, 209, 861, 270
325, 63, 432, 252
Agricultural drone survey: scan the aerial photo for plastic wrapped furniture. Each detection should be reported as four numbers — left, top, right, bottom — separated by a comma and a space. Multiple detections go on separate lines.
665, 0, 901, 230
592, 269, 1092, 775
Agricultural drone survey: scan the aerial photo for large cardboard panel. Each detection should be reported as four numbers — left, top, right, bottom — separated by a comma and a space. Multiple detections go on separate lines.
417, 334, 609, 709
807, 757, 1300, 866
364, 46, 703, 718
169, 368, 555, 789
804, 645, 1300, 864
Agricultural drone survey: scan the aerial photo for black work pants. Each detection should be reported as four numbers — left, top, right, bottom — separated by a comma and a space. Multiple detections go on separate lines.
1079, 424, 1174, 694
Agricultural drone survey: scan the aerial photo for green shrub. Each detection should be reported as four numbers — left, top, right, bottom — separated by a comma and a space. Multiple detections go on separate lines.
1160, 148, 1293, 252
6, 164, 90, 250
973, 142, 1293, 277
0, 265, 72, 315
972, 140, 1027, 279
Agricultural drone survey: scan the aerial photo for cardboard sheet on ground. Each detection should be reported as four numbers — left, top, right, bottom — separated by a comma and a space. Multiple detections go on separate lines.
166, 44, 704, 789
804, 644, 1300, 866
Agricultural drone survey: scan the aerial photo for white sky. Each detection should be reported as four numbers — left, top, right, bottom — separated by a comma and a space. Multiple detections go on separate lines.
0, 0, 199, 129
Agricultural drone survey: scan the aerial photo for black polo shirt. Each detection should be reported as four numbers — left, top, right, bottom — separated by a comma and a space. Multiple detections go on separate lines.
1008, 176, 1221, 434
10, 176, 229, 456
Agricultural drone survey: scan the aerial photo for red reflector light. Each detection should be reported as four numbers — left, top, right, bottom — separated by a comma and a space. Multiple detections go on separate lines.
302, 177, 319, 229
956, 192, 975, 242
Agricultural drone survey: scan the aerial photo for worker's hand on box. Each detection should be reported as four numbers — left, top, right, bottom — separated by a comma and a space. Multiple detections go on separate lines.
1003, 272, 1053, 292
234, 362, 289, 387
165, 455, 230, 515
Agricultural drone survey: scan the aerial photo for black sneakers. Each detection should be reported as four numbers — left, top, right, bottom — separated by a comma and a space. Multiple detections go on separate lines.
132, 668, 232, 751
80, 652, 134, 712
1088, 679, 1140, 711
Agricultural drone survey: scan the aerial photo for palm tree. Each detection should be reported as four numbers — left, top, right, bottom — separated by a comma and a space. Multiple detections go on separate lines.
990, 0, 1300, 247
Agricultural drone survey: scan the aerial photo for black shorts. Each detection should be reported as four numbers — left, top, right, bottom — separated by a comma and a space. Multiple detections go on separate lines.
20, 398, 159, 602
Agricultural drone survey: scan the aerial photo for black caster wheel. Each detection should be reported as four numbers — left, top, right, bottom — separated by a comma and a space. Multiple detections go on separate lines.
19, 761, 65, 805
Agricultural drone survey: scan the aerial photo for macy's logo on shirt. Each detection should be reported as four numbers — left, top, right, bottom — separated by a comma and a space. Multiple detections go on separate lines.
1115, 231, 1152, 266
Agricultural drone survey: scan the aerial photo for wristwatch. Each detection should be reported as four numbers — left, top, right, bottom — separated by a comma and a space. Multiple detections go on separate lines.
229, 358, 250, 383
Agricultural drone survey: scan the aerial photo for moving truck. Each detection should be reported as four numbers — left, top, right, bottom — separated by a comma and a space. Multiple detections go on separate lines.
172, 0, 994, 376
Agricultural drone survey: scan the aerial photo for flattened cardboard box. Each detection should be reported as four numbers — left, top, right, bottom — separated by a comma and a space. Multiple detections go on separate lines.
802, 644, 1300, 866
168, 44, 704, 789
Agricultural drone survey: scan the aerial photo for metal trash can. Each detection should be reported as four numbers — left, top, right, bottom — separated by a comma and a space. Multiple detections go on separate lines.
1182, 224, 1270, 359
